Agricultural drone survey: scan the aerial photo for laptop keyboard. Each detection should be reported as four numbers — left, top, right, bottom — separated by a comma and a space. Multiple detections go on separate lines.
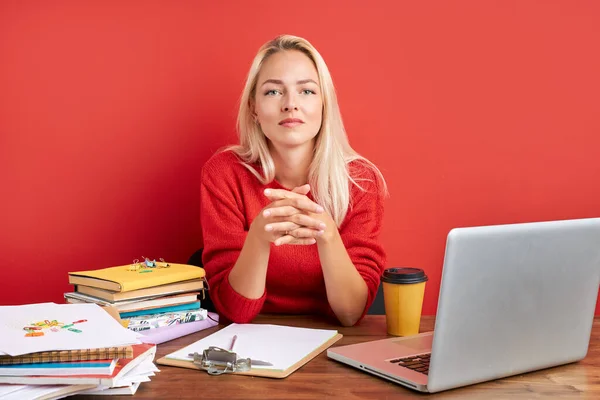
389, 353, 431, 375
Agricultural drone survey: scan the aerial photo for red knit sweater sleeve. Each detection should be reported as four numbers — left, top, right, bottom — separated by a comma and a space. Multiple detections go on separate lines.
200, 153, 266, 323
340, 163, 387, 324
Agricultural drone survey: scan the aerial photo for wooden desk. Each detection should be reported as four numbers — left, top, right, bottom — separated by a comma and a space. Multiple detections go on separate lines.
76, 315, 599, 399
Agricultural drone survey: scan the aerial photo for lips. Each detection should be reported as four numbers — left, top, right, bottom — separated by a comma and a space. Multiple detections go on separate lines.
279, 118, 304, 127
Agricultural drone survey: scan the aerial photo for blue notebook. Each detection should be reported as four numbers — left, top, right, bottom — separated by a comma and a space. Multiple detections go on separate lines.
119, 301, 201, 318
0, 359, 116, 376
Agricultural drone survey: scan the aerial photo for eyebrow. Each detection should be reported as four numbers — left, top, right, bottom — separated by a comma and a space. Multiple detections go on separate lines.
260, 79, 319, 87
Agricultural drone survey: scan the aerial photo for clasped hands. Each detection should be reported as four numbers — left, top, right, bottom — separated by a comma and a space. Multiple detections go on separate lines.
251, 184, 334, 246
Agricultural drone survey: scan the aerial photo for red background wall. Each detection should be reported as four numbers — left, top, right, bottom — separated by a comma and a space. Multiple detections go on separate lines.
2, 1, 599, 315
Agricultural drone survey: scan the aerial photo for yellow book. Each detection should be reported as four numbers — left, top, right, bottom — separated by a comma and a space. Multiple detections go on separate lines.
69, 262, 205, 292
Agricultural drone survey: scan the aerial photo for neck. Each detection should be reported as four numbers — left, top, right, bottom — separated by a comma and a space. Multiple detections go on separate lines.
269, 141, 314, 189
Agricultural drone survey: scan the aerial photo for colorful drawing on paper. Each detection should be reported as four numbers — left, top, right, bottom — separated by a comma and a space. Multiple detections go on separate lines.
23, 319, 87, 337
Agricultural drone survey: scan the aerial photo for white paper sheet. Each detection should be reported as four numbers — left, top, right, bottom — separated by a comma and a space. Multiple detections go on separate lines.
80, 381, 141, 396
0, 384, 27, 397
0, 303, 140, 356
113, 357, 158, 387
0, 384, 97, 400
165, 323, 338, 371
121, 357, 160, 377
0, 303, 55, 356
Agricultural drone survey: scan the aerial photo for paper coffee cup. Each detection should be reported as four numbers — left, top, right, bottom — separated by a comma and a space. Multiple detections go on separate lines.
382, 267, 428, 336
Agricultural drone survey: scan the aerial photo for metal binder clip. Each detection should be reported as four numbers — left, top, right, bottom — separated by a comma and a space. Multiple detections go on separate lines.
189, 347, 252, 375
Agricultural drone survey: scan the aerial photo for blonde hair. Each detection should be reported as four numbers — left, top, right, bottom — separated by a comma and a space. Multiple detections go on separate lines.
227, 34, 387, 226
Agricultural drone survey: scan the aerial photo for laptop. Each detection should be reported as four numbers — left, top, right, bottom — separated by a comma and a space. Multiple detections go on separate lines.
327, 217, 600, 393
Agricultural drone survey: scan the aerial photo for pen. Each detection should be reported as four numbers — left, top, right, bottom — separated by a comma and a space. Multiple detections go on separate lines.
229, 335, 238, 352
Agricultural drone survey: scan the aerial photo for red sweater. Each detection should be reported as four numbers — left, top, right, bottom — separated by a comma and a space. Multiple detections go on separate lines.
200, 150, 386, 324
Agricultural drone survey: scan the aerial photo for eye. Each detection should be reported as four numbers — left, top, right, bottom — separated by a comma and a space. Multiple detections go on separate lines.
265, 89, 281, 96
301, 89, 316, 95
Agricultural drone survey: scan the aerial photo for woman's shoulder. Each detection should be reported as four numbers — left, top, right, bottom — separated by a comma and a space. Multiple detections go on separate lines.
348, 159, 386, 190
204, 148, 241, 167
202, 149, 246, 177
348, 158, 387, 198
349, 158, 376, 178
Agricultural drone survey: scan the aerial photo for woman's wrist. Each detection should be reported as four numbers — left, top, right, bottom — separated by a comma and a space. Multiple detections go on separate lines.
316, 226, 339, 245
248, 219, 273, 249
312, 212, 338, 244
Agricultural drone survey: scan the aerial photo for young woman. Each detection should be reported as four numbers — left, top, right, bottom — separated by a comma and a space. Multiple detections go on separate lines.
200, 35, 387, 326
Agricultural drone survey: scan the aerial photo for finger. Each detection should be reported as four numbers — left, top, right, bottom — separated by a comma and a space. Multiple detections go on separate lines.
288, 227, 325, 239
267, 197, 324, 214
291, 184, 310, 196
264, 188, 297, 200
274, 234, 295, 246
275, 235, 316, 246
289, 196, 324, 213
263, 205, 302, 218
264, 188, 323, 212
287, 238, 317, 246
289, 214, 327, 230
264, 221, 301, 234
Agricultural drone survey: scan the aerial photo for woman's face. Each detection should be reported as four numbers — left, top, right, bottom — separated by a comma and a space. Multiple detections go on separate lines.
253, 50, 323, 152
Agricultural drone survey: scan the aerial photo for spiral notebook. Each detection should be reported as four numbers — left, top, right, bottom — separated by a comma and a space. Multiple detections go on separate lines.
0, 346, 133, 365
0, 344, 156, 386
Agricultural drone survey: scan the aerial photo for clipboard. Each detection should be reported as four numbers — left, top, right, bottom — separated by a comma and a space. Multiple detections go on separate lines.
156, 325, 342, 378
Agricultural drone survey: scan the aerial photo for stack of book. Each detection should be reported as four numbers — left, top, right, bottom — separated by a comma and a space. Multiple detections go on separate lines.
64, 259, 213, 341
0, 302, 158, 399
0, 344, 158, 397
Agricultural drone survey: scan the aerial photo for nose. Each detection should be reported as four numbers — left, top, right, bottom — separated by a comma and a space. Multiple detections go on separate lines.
281, 93, 298, 112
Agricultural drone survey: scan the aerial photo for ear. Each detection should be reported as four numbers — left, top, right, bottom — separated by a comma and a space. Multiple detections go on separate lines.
248, 100, 258, 121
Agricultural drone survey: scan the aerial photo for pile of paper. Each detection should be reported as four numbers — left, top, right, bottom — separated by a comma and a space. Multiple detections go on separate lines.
0, 303, 160, 399
0, 384, 98, 400
79, 354, 160, 396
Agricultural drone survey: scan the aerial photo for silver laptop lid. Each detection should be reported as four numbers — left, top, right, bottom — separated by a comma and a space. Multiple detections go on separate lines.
428, 218, 600, 393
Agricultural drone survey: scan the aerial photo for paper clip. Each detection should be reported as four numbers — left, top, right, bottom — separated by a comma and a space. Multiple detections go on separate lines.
128, 259, 142, 271
128, 257, 169, 272
141, 257, 156, 268
142, 257, 170, 268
